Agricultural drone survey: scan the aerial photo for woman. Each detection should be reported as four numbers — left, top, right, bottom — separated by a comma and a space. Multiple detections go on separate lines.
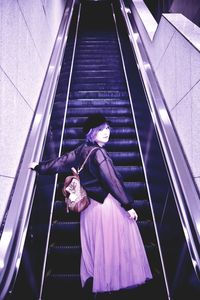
30, 113, 152, 295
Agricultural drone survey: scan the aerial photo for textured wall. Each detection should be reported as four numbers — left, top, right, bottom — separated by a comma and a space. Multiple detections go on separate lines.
153, 15, 200, 182
130, 0, 200, 192
0, 0, 67, 223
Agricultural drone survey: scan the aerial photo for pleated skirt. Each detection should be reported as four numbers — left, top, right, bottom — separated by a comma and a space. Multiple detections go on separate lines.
80, 193, 153, 292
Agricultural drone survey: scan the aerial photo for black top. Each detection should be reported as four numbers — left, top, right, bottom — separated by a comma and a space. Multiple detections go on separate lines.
35, 141, 133, 211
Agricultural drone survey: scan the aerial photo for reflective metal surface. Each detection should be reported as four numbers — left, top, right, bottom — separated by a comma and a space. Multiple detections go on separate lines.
0, 0, 76, 299
120, 0, 200, 278
119, 0, 200, 298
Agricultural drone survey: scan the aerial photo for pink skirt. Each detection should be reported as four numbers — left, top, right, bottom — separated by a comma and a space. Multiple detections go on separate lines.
80, 193, 153, 292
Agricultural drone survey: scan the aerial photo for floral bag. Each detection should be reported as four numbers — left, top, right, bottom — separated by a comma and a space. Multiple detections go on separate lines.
62, 147, 98, 213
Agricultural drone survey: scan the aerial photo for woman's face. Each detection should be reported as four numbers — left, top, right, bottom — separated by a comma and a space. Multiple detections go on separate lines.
94, 123, 111, 147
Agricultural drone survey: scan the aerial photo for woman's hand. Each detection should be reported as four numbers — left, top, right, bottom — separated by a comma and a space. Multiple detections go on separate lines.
28, 162, 38, 170
127, 208, 138, 221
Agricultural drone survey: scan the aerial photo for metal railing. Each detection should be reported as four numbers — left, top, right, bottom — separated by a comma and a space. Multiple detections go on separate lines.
0, 0, 76, 299
120, 0, 200, 279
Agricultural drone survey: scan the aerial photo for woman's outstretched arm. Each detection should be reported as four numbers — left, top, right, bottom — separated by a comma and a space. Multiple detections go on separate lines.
29, 150, 76, 175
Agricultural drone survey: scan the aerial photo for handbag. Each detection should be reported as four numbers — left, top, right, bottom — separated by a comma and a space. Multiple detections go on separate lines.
62, 147, 98, 213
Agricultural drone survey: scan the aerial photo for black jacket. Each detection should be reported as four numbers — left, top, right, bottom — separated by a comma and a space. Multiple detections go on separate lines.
35, 141, 133, 211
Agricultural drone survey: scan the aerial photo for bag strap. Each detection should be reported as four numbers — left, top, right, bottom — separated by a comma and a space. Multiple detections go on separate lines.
77, 147, 99, 174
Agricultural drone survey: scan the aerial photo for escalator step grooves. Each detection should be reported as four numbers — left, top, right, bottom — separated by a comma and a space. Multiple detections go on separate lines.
42, 2, 164, 300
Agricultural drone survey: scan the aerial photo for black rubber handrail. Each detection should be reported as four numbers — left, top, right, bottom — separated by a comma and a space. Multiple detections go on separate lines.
0, 1, 75, 299
120, 0, 200, 279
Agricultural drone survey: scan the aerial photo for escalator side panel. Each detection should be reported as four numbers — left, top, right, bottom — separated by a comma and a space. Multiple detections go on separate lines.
113, 1, 200, 299
7, 5, 80, 300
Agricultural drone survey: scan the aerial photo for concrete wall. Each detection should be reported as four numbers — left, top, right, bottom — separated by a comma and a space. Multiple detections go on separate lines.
130, 0, 200, 192
0, 0, 67, 223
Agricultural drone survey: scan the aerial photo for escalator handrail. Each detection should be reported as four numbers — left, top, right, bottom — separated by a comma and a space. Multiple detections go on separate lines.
0, 0, 76, 299
38, 3, 82, 298
120, 0, 200, 278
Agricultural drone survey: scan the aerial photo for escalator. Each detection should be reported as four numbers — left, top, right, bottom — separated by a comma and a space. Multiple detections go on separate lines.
40, 2, 167, 299
6, 1, 200, 300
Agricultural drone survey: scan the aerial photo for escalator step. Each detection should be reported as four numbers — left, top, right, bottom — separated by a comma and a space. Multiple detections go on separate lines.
55, 180, 146, 202
68, 99, 130, 107
51, 126, 139, 155
71, 76, 125, 84
75, 48, 120, 54
77, 42, 119, 48
70, 82, 126, 90
60, 127, 136, 139
50, 128, 135, 144
69, 90, 128, 99
62, 139, 139, 152
50, 221, 80, 245
47, 244, 159, 275
108, 151, 141, 165
64, 116, 134, 127
71, 70, 126, 79
53, 199, 152, 222
43, 274, 82, 299
66, 107, 131, 117
124, 181, 148, 199
50, 220, 154, 245
42, 1, 161, 298
115, 165, 145, 181
48, 245, 81, 273
74, 57, 121, 64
